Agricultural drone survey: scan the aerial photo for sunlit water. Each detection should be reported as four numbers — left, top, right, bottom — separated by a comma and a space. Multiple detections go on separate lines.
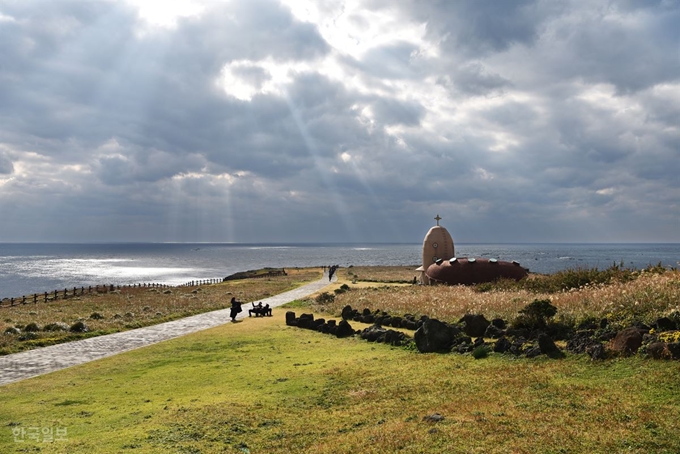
1, 243, 678, 299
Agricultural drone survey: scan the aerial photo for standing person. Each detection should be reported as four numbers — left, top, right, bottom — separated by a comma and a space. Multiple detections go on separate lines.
230, 297, 242, 322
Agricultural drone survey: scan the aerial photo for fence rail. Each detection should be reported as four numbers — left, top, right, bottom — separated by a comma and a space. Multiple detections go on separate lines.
0, 278, 224, 309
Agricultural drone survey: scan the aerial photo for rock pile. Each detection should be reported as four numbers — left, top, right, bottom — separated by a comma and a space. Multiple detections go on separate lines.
289, 304, 680, 361
286, 311, 354, 338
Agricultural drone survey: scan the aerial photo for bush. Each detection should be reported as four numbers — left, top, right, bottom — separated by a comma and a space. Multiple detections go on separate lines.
512, 299, 558, 331
472, 345, 490, 359
19, 332, 39, 341
70, 321, 89, 333
4, 327, 20, 335
90, 312, 104, 320
43, 322, 69, 332
24, 322, 40, 332
521, 264, 636, 293
315, 292, 335, 304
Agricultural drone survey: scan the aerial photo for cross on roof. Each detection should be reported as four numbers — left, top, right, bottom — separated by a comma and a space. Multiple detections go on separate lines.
434, 214, 442, 226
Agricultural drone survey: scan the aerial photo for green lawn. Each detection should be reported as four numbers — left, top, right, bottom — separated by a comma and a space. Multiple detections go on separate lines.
2, 308, 679, 453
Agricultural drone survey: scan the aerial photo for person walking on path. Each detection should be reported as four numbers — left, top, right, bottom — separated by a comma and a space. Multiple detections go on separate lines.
229, 297, 242, 322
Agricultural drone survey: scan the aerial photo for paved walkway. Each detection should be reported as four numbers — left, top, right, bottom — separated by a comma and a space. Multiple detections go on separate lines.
0, 273, 335, 386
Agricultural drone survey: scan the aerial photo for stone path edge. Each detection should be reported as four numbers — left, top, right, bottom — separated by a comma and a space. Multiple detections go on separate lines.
0, 273, 334, 386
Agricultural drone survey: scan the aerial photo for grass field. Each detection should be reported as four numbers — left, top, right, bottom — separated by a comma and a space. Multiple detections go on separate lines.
1, 308, 679, 453
2, 265, 680, 453
0, 268, 321, 355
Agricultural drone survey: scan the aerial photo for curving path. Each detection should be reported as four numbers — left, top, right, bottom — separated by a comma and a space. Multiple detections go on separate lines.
0, 272, 335, 386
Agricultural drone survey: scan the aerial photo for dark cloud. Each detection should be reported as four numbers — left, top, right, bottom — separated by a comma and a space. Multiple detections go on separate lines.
540, 6, 680, 93
0, 151, 13, 174
370, 97, 424, 126
0, 0, 678, 243
369, 0, 548, 55
442, 62, 512, 96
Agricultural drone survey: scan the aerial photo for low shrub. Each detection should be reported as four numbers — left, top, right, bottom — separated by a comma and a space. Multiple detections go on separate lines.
24, 322, 40, 332
43, 322, 69, 332
315, 292, 335, 304
472, 345, 490, 359
512, 299, 558, 331
70, 321, 89, 333
19, 332, 39, 341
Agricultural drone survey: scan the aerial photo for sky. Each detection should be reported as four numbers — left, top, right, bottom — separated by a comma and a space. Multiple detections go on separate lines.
0, 0, 678, 243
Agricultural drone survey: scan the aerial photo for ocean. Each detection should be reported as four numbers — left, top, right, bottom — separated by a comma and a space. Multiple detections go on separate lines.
1, 243, 679, 300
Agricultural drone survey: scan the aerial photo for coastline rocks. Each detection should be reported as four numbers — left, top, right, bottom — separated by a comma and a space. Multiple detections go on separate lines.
336, 320, 354, 338
459, 314, 490, 338
667, 343, 680, 359
287, 311, 354, 338
493, 336, 512, 353
524, 346, 542, 358
566, 331, 598, 354
285, 311, 297, 326
339, 306, 424, 331
538, 333, 564, 358
361, 325, 386, 342
587, 343, 608, 361
653, 317, 677, 332
646, 342, 671, 360
359, 325, 409, 346
297, 313, 315, 330
341, 305, 355, 320
484, 324, 505, 339
610, 327, 643, 355
491, 318, 506, 329
414, 318, 460, 353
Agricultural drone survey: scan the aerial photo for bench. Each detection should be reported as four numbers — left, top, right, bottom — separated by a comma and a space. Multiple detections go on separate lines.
249, 303, 272, 317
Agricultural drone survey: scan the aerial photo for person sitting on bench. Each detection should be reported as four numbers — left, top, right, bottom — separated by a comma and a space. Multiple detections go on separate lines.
249, 302, 272, 317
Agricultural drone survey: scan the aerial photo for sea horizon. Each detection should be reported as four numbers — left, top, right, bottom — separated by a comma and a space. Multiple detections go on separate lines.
1, 242, 678, 300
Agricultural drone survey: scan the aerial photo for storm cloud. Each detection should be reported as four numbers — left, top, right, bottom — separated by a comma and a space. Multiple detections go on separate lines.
0, 0, 678, 243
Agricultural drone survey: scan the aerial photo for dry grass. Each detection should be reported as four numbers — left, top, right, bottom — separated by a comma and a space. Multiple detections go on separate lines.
0, 268, 321, 355
344, 266, 419, 283
318, 267, 680, 328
